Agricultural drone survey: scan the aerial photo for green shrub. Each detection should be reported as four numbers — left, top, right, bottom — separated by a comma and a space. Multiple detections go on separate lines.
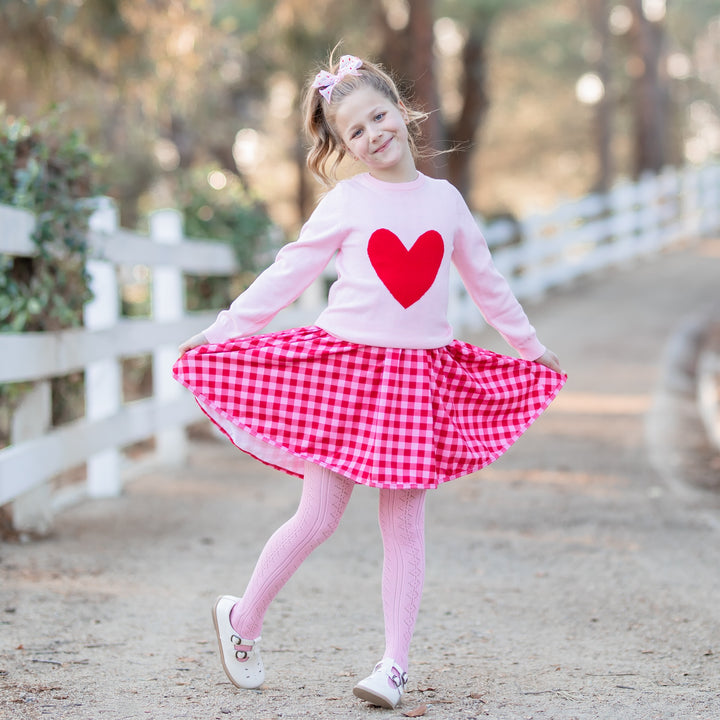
180, 165, 277, 311
0, 110, 103, 332
0, 110, 104, 447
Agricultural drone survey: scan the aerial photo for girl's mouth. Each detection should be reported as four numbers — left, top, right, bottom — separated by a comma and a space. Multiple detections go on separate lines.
374, 137, 392, 154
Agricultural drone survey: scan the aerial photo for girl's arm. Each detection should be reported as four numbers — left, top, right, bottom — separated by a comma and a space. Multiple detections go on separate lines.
451, 190, 557, 364
179, 186, 349, 352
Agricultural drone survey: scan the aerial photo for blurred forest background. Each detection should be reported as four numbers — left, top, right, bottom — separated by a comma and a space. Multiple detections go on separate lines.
1, 0, 719, 240
1, 0, 719, 464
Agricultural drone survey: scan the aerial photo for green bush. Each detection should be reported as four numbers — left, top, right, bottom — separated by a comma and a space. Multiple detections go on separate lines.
0, 110, 103, 333
181, 166, 272, 269
180, 165, 277, 311
0, 110, 104, 447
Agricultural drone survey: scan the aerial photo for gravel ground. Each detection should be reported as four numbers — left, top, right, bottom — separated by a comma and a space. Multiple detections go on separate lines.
2, 238, 720, 720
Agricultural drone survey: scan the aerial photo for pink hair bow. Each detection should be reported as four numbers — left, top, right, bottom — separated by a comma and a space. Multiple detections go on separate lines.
312, 55, 363, 102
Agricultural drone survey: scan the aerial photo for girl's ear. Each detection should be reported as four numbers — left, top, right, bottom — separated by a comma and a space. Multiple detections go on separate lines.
398, 100, 410, 124
341, 142, 355, 161
339, 141, 356, 162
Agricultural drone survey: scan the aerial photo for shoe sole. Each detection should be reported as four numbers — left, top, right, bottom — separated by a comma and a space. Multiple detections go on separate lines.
212, 596, 242, 689
353, 684, 397, 709
212, 595, 264, 690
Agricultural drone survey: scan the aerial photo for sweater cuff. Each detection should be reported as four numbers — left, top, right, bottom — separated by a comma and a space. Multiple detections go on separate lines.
202, 312, 235, 345
516, 337, 546, 362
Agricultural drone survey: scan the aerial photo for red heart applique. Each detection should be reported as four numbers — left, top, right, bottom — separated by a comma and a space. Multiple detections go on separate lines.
367, 229, 444, 309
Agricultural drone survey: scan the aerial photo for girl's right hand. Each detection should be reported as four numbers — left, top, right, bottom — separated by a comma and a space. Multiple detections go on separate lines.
178, 332, 208, 357
534, 348, 563, 374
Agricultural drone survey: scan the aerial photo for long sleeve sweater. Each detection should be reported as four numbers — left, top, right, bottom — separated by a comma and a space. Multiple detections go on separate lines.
203, 172, 545, 361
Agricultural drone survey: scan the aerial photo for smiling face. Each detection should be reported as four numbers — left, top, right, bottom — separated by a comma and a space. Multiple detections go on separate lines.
332, 85, 418, 183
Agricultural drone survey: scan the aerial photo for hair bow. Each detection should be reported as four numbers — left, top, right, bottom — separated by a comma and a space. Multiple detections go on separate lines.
312, 55, 363, 102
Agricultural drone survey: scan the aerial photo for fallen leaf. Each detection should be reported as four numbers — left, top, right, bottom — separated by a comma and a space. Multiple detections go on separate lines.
403, 704, 428, 717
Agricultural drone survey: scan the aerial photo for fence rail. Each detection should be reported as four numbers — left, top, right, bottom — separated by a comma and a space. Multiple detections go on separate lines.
1, 162, 719, 535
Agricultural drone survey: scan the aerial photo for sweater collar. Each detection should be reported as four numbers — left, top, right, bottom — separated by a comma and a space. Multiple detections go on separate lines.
354, 171, 427, 192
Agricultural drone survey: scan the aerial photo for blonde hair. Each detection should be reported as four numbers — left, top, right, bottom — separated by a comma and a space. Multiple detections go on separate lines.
302, 53, 427, 186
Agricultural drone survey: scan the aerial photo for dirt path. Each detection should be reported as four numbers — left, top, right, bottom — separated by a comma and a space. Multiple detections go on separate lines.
2, 239, 720, 720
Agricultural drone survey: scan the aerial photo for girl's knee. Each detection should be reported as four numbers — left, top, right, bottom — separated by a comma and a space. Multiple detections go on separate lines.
378, 488, 426, 538
298, 463, 354, 544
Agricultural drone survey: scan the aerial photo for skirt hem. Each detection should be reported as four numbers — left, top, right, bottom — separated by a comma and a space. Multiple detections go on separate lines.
173, 326, 566, 490
177, 368, 565, 490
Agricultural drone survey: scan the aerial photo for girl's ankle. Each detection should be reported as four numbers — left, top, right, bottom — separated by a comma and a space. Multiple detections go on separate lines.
229, 599, 261, 642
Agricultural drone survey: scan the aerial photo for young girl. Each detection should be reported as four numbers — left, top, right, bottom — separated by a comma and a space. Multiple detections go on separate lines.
174, 53, 565, 710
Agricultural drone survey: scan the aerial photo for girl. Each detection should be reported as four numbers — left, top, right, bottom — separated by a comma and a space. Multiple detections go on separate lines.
174, 52, 565, 710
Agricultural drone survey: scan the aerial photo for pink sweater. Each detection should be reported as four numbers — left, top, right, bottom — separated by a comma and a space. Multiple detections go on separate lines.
203, 172, 545, 360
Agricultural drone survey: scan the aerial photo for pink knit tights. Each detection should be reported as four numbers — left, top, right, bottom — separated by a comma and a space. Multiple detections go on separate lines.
378, 483, 426, 671
229, 461, 426, 673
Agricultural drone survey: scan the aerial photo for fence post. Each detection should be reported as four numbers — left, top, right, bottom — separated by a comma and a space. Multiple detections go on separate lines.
706, 164, 720, 235
84, 197, 123, 498
658, 166, 680, 247
149, 209, 187, 466
516, 214, 547, 300
636, 172, 659, 254
608, 180, 635, 264
10, 382, 53, 536
698, 164, 719, 237
680, 165, 699, 239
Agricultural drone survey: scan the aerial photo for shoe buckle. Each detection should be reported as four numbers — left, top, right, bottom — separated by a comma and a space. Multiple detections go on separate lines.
230, 634, 254, 661
389, 668, 408, 689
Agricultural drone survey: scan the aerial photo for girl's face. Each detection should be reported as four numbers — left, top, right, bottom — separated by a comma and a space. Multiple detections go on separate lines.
332, 85, 417, 183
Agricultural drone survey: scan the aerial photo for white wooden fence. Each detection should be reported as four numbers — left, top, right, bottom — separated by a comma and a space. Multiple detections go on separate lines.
1, 161, 719, 535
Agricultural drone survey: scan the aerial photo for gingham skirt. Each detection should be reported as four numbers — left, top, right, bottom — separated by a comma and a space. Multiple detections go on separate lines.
172, 326, 566, 490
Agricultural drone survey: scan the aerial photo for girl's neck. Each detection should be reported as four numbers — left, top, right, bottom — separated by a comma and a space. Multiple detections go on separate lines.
368, 156, 419, 184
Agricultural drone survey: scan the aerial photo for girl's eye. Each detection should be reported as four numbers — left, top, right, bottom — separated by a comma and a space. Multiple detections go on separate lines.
375, 112, 385, 121
351, 128, 362, 139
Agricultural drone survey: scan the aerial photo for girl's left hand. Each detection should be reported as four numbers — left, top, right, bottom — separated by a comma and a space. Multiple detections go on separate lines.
534, 349, 563, 374
178, 332, 208, 357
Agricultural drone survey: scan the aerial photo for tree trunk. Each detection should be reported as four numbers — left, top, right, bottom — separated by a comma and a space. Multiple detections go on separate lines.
446, 27, 490, 200
375, 1, 412, 87
296, 126, 313, 222
408, 0, 446, 177
376, 0, 446, 177
628, 0, 666, 177
588, 0, 613, 192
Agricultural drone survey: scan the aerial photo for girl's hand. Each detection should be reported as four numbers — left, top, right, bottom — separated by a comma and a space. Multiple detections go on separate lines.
534, 349, 563, 374
178, 333, 208, 357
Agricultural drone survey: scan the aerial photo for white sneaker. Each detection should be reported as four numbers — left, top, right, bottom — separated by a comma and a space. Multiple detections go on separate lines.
212, 595, 265, 689
353, 658, 408, 709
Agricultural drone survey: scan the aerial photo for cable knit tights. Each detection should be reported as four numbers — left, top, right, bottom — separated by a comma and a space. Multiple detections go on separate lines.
378, 484, 426, 671
229, 462, 355, 639
229, 461, 426, 673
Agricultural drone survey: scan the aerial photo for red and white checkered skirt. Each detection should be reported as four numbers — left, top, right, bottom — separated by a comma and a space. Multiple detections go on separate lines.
173, 326, 565, 490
